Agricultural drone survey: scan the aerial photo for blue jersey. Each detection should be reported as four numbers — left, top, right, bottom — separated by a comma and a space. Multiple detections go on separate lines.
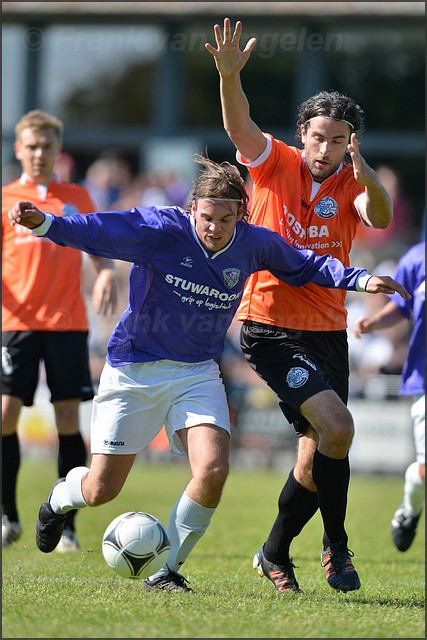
38, 206, 368, 366
389, 241, 425, 395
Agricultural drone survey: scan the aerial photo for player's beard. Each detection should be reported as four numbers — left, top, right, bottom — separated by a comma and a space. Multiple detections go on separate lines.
307, 159, 339, 182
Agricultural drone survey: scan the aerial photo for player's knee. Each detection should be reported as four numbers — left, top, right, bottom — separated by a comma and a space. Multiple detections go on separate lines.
199, 459, 229, 491
327, 412, 354, 447
211, 460, 229, 487
54, 399, 80, 433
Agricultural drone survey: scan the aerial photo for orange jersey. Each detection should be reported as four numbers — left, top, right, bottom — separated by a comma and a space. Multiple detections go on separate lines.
2, 176, 96, 331
237, 135, 366, 331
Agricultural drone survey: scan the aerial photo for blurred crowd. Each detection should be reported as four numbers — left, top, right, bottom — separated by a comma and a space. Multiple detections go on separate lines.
55, 151, 424, 427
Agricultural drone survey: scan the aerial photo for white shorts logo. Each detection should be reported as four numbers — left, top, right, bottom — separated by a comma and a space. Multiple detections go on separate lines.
286, 366, 309, 388
293, 353, 317, 370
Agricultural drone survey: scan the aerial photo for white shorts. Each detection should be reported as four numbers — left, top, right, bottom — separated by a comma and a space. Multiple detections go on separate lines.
90, 359, 231, 456
411, 394, 425, 464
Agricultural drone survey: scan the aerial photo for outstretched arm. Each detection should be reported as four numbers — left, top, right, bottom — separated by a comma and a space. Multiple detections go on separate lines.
263, 234, 411, 300
205, 18, 266, 161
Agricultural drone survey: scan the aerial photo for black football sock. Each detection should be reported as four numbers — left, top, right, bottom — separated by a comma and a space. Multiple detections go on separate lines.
2, 433, 21, 522
322, 529, 331, 550
263, 468, 319, 564
58, 433, 87, 531
312, 449, 350, 549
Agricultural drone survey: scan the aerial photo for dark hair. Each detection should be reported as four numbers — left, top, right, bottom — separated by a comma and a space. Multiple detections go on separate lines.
295, 90, 365, 143
186, 153, 250, 220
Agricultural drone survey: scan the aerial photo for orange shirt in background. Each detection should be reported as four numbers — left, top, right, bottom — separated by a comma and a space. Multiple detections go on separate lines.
236, 134, 366, 331
2, 177, 96, 331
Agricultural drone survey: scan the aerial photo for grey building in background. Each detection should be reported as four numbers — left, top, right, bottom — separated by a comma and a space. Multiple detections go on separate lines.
2, 1, 425, 220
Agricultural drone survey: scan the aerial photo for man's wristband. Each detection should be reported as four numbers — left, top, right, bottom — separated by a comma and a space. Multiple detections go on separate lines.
355, 272, 372, 292
32, 212, 54, 236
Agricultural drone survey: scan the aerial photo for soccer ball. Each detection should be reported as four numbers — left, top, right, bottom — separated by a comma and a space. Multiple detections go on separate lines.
102, 511, 170, 579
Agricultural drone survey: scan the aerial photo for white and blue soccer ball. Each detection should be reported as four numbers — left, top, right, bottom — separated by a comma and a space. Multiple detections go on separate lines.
102, 511, 170, 579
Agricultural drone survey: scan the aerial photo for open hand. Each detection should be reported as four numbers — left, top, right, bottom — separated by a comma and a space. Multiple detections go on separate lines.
205, 18, 256, 77
347, 134, 378, 187
365, 274, 410, 300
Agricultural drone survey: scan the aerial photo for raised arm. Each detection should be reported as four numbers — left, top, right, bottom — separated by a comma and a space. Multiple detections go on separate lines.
205, 18, 266, 161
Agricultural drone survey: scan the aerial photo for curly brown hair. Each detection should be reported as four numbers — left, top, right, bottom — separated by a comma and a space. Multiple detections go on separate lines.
295, 90, 365, 143
186, 154, 250, 221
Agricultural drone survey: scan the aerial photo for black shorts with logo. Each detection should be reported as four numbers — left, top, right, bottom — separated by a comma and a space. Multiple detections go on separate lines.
240, 321, 349, 437
2, 331, 94, 407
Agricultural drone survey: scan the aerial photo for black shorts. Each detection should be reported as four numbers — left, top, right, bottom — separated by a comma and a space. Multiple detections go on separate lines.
2, 331, 94, 407
240, 321, 349, 436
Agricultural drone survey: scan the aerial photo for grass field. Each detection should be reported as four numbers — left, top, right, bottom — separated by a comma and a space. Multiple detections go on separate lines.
2, 457, 425, 639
